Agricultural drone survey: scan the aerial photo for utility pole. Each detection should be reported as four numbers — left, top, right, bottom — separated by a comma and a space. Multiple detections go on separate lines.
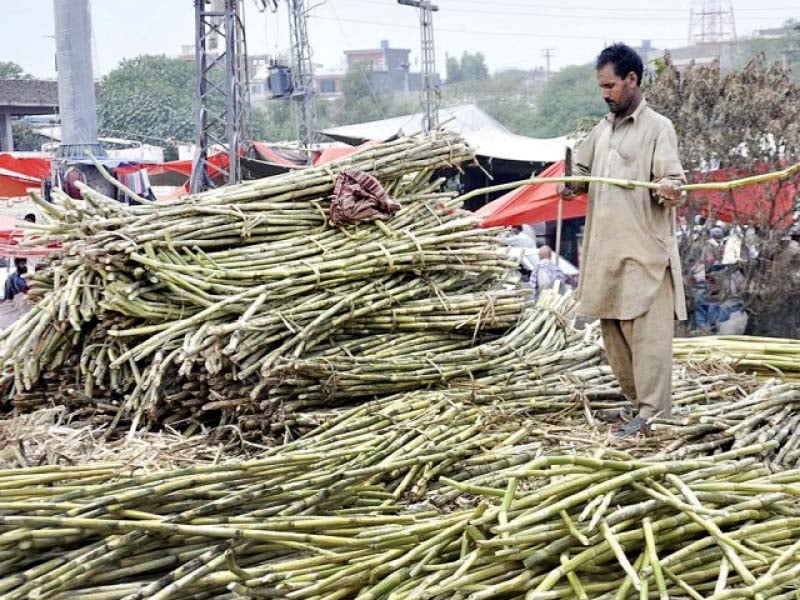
53, 0, 103, 159
190, 0, 249, 193
51, 0, 116, 199
398, 0, 439, 132
287, 0, 316, 160
542, 48, 555, 80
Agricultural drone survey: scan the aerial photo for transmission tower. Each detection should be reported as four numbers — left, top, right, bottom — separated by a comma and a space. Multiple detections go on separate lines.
688, 0, 737, 45
190, 0, 250, 193
288, 0, 316, 158
398, 0, 440, 132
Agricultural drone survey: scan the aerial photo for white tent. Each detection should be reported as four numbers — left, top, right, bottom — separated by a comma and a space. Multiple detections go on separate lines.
319, 104, 571, 164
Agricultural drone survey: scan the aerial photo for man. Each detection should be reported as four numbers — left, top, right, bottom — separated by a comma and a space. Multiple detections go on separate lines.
531, 245, 567, 298
558, 43, 686, 437
4, 258, 29, 301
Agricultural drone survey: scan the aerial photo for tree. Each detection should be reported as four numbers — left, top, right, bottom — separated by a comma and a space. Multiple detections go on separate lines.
335, 62, 390, 125
646, 55, 800, 336
11, 121, 48, 152
459, 52, 489, 81
526, 64, 607, 137
98, 55, 196, 159
445, 55, 463, 84
0, 61, 32, 80
734, 22, 800, 81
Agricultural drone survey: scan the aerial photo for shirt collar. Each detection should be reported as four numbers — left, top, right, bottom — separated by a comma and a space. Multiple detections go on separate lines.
605, 96, 647, 125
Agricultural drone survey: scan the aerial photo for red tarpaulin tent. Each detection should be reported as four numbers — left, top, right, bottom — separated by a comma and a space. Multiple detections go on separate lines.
475, 160, 588, 227
689, 167, 798, 228
0, 153, 51, 199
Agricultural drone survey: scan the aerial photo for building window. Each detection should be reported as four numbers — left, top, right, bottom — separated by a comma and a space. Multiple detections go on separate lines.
319, 79, 337, 94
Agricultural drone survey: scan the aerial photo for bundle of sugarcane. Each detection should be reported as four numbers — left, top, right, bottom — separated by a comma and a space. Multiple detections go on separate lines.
673, 335, 800, 380
654, 380, 800, 467
1, 428, 797, 599
1, 132, 567, 437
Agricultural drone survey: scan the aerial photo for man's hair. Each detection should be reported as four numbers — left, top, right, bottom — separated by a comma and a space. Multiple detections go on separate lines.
13, 257, 26, 268
596, 43, 644, 86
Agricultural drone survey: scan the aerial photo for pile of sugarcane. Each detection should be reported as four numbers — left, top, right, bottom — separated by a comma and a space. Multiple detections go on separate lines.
654, 380, 800, 467
0, 132, 563, 438
1, 385, 799, 599
674, 335, 800, 380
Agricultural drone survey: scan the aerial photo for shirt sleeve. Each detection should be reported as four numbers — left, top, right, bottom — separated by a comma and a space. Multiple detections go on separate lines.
651, 120, 685, 186
572, 126, 597, 195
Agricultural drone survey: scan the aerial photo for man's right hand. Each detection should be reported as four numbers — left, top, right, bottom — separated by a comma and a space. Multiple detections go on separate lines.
557, 184, 577, 201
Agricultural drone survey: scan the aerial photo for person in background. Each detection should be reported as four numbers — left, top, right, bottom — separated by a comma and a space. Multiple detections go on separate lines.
23, 213, 36, 223
531, 245, 567, 298
4, 258, 29, 301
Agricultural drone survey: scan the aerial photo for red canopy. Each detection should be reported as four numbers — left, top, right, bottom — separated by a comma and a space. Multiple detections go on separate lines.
0, 153, 51, 199
475, 160, 588, 227
688, 166, 798, 228
314, 141, 379, 166
0, 154, 51, 179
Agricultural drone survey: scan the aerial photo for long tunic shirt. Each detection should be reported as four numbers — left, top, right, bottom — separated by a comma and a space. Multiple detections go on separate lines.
573, 98, 687, 320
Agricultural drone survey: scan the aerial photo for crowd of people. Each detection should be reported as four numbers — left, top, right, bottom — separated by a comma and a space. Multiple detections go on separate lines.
679, 215, 800, 335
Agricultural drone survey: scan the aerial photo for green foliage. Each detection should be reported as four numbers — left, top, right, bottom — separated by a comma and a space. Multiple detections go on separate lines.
733, 24, 800, 81
0, 61, 32, 79
97, 55, 196, 158
460, 52, 489, 81
445, 52, 488, 84
11, 120, 47, 151
445, 55, 462, 84
249, 104, 296, 142
525, 64, 607, 137
335, 62, 391, 125
249, 100, 333, 142
441, 65, 605, 138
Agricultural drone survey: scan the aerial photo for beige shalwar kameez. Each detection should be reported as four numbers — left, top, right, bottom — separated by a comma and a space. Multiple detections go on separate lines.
572, 98, 686, 419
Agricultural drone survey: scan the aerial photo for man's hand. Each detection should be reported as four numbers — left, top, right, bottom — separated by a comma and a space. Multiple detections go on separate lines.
657, 181, 683, 207
557, 183, 577, 201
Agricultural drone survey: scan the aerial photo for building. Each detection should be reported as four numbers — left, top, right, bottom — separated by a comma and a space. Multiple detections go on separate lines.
314, 73, 345, 98
0, 80, 59, 152
344, 40, 409, 72
312, 40, 428, 98
179, 45, 277, 106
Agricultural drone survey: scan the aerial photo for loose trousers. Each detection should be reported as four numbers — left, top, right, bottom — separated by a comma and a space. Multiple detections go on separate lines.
600, 273, 674, 419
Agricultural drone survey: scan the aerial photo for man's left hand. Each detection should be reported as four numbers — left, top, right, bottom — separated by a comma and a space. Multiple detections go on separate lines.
657, 181, 683, 207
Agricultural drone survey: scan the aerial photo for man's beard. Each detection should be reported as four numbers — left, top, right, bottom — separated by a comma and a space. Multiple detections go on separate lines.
606, 99, 625, 114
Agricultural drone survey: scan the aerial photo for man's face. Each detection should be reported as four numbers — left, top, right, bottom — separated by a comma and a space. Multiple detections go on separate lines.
596, 63, 638, 115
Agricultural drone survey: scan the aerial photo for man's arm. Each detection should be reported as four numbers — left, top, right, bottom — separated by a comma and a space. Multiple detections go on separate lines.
652, 120, 686, 206
558, 128, 596, 200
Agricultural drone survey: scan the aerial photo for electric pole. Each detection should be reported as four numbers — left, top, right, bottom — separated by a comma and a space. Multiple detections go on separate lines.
398, 0, 439, 132
190, 0, 249, 193
542, 48, 554, 80
287, 0, 316, 160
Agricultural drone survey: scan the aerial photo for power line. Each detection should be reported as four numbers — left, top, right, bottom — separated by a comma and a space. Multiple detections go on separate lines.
407, 0, 798, 13
337, 0, 799, 15
308, 15, 689, 42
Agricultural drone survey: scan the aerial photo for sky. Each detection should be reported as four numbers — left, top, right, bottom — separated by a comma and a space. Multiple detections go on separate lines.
0, 0, 797, 79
